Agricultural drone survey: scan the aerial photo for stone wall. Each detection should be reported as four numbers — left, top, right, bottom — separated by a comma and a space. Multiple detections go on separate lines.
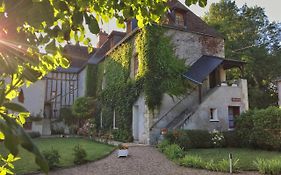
183, 79, 248, 131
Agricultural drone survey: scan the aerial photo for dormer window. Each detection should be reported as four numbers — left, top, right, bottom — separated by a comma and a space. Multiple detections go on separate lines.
175, 11, 185, 26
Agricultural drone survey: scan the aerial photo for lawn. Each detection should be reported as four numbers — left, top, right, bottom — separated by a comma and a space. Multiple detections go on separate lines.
187, 148, 281, 171
0, 137, 115, 174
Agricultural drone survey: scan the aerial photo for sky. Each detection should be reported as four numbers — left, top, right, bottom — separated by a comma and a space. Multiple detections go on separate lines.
90, 0, 281, 46
187, 0, 281, 22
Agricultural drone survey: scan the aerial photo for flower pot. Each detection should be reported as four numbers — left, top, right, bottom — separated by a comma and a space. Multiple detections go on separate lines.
117, 149, 128, 157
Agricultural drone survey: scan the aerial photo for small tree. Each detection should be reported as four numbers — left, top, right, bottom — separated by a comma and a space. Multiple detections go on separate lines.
72, 97, 96, 127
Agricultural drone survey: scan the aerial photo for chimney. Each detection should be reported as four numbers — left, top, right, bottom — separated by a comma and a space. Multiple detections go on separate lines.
97, 30, 108, 48
126, 19, 138, 34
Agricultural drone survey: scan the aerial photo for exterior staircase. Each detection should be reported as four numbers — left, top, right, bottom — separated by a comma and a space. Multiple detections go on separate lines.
149, 85, 221, 144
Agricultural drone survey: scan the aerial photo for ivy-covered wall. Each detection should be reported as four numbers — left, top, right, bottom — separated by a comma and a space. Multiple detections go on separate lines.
94, 25, 190, 141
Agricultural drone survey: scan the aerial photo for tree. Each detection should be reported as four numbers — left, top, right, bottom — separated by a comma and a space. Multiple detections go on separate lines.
204, 0, 281, 108
0, 0, 209, 173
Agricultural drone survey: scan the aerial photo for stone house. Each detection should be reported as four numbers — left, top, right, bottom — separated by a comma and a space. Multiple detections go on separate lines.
16, 0, 248, 142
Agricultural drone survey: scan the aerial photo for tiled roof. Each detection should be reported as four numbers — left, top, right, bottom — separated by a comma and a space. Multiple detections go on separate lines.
167, 0, 222, 38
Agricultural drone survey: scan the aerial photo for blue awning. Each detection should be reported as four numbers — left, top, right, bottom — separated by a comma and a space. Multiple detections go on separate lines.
183, 55, 223, 84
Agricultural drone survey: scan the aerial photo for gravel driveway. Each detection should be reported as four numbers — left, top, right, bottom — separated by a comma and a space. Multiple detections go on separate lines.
43, 145, 258, 175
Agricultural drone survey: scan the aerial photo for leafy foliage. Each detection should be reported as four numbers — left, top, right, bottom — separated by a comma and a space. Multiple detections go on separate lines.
254, 158, 281, 175
178, 155, 205, 169
42, 148, 60, 169
236, 107, 281, 150
73, 144, 87, 165
0, 154, 20, 175
72, 97, 96, 119
96, 26, 189, 141
165, 130, 213, 150
163, 144, 184, 160
204, 0, 281, 108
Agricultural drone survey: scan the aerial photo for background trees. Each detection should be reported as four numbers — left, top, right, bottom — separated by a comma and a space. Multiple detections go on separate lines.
204, 0, 281, 108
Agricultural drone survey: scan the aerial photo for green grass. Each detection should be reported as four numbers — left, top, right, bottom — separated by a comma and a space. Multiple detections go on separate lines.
187, 148, 281, 171
0, 137, 115, 174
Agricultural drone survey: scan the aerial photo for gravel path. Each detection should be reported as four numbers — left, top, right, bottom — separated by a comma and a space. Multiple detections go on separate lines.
43, 146, 259, 175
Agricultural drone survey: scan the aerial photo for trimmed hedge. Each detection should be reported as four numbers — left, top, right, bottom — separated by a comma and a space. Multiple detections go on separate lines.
165, 130, 212, 150
236, 106, 281, 150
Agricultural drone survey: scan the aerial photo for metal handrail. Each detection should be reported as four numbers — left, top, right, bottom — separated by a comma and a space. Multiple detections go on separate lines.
149, 88, 195, 130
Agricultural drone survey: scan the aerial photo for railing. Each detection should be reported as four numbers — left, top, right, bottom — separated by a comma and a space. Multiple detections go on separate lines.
149, 88, 196, 131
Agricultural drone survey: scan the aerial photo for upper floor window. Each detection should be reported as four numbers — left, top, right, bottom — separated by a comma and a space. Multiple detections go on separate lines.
133, 53, 139, 77
175, 12, 185, 26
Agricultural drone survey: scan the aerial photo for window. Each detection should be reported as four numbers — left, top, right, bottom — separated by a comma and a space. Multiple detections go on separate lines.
133, 53, 139, 77
210, 108, 219, 121
175, 12, 185, 26
113, 109, 118, 129
228, 106, 240, 129
69, 82, 74, 94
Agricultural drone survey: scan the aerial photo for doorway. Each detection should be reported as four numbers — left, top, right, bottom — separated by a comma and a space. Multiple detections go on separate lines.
228, 106, 240, 129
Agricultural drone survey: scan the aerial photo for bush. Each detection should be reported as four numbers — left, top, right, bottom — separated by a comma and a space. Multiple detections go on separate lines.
254, 158, 281, 175
112, 129, 132, 142
165, 130, 212, 150
222, 131, 241, 147
157, 139, 170, 152
73, 144, 87, 165
60, 107, 76, 126
28, 131, 41, 138
72, 97, 96, 119
163, 144, 184, 160
210, 130, 225, 148
236, 107, 281, 150
42, 149, 60, 169
178, 155, 204, 168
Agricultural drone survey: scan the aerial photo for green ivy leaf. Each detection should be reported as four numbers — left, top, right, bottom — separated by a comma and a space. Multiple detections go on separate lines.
199, 0, 207, 7
22, 67, 42, 83
45, 39, 56, 53
3, 102, 28, 112
85, 14, 100, 34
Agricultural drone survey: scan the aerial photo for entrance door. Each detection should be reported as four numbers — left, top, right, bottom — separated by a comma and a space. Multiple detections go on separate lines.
133, 105, 140, 141
228, 106, 240, 129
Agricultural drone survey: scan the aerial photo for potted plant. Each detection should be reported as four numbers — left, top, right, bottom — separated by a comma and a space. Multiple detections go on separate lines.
117, 144, 129, 157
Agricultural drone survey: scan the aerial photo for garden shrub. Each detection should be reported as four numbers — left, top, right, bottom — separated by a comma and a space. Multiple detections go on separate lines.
42, 148, 60, 169
157, 139, 170, 153
73, 144, 87, 165
236, 107, 281, 150
112, 129, 132, 142
165, 130, 212, 150
222, 131, 241, 147
60, 107, 77, 126
254, 158, 281, 175
210, 130, 225, 148
163, 144, 184, 160
178, 155, 204, 168
27, 131, 41, 138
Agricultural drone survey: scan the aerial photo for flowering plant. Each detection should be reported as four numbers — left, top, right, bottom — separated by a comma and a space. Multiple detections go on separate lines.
161, 128, 168, 135
118, 144, 129, 150
210, 129, 225, 147
77, 118, 96, 137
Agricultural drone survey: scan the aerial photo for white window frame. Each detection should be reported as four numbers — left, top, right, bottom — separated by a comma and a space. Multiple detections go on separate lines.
209, 108, 219, 122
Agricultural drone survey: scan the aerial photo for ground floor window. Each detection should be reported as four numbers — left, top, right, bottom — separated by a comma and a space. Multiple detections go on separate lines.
209, 108, 219, 121
228, 106, 240, 129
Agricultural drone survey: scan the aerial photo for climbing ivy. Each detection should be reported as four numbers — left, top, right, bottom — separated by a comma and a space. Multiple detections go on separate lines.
136, 25, 189, 109
85, 64, 98, 97
95, 25, 190, 141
